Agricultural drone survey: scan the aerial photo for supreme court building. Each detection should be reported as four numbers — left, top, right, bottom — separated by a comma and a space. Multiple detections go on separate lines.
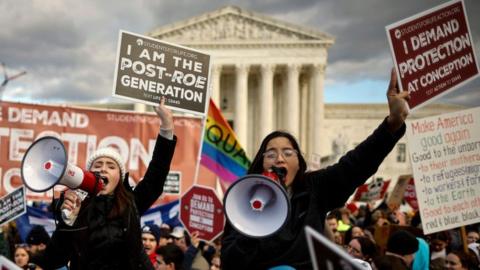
148, 6, 333, 161
122, 6, 463, 184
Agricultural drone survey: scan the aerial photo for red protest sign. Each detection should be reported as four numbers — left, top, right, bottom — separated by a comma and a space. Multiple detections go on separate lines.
180, 185, 224, 242
352, 178, 390, 203
404, 177, 418, 210
386, 0, 479, 110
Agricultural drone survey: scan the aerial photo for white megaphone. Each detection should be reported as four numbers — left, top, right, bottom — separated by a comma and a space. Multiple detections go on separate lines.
21, 136, 104, 194
223, 171, 290, 238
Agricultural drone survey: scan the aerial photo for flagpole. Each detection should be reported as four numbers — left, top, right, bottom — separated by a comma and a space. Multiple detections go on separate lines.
194, 111, 208, 185
194, 59, 213, 185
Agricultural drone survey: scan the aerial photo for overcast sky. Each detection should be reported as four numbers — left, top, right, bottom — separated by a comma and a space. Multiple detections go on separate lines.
0, 0, 479, 107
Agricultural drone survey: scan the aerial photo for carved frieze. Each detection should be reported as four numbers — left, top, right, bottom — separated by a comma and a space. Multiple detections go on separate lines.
155, 14, 318, 42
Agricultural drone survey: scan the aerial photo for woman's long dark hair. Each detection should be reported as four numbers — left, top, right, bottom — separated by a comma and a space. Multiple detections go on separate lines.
352, 236, 379, 263
448, 250, 480, 270
248, 130, 307, 193
108, 175, 134, 219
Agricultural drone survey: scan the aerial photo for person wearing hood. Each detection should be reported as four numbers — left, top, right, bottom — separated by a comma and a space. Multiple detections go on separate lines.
412, 237, 430, 270
33, 97, 177, 270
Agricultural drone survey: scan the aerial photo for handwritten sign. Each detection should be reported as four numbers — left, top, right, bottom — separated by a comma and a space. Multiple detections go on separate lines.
113, 30, 211, 115
386, 0, 479, 110
406, 107, 480, 234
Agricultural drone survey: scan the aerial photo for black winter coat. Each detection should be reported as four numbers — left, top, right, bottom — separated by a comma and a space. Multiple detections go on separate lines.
221, 119, 405, 269
38, 135, 176, 270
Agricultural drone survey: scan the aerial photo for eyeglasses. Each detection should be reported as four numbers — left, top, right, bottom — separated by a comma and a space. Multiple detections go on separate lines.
15, 243, 30, 249
263, 149, 298, 161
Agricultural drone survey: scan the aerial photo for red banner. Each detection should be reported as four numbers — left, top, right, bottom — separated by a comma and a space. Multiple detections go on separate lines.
0, 101, 216, 205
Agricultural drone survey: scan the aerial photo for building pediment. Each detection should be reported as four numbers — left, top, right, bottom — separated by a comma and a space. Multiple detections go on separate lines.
148, 6, 334, 46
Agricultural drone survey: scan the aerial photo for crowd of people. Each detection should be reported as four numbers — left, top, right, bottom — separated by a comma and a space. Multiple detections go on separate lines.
321, 203, 480, 270
140, 223, 221, 270
2, 220, 223, 270
0, 70, 479, 269
3, 199, 480, 269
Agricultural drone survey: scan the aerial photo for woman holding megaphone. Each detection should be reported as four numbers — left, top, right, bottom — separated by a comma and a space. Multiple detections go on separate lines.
32, 97, 177, 270
221, 70, 410, 269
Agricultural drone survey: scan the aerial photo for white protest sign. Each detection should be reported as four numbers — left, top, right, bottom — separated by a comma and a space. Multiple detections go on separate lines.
113, 30, 211, 116
305, 226, 365, 270
0, 255, 22, 270
163, 171, 181, 195
386, 0, 479, 110
406, 107, 480, 234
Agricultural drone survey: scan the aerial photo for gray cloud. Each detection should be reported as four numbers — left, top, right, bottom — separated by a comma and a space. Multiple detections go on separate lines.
0, 0, 478, 107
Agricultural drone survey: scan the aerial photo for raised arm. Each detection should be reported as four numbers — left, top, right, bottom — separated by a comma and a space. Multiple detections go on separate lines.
309, 69, 410, 209
134, 97, 177, 214
386, 68, 410, 133
154, 96, 174, 139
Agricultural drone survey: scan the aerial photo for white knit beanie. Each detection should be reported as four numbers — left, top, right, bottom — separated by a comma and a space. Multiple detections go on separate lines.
86, 148, 126, 179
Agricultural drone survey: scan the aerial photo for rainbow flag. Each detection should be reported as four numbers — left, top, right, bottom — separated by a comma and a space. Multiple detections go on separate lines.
201, 99, 250, 185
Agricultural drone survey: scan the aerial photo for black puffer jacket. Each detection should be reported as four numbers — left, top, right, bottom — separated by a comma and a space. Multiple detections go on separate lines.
221, 119, 405, 269
59, 195, 150, 270
36, 135, 176, 270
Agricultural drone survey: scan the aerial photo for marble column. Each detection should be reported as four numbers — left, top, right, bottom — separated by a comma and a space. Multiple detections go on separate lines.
300, 75, 309, 152
259, 64, 275, 140
285, 64, 301, 137
211, 64, 222, 106
310, 64, 326, 158
235, 64, 250, 149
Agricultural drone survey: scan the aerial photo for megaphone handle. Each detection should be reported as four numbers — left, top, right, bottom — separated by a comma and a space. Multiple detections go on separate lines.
61, 189, 86, 226
61, 208, 75, 226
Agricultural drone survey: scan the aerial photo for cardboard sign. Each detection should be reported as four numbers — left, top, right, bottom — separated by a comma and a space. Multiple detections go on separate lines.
406, 106, 480, 234
113, 30, 211, 116
0, 186, 26, 226
305, 226, 365, 270
386, 0, 479, 110
387, 174, 413, 210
